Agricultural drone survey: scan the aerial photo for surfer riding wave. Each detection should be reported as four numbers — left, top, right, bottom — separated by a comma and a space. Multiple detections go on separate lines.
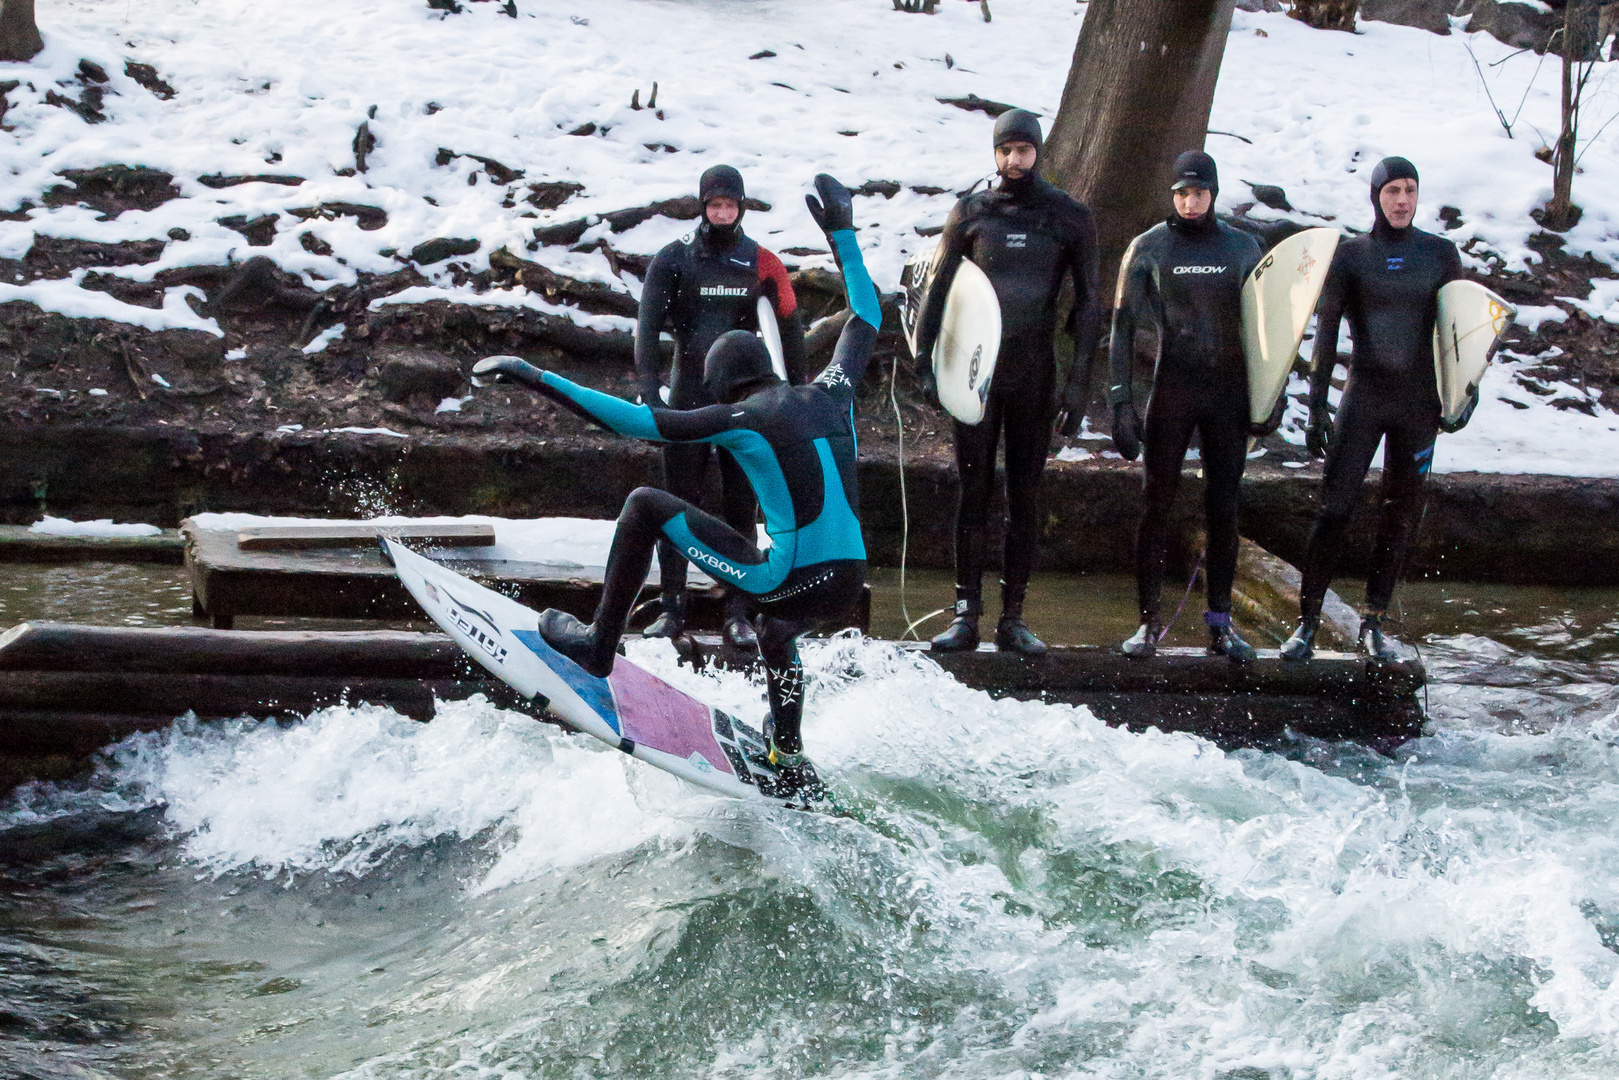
475, 174, 880, 798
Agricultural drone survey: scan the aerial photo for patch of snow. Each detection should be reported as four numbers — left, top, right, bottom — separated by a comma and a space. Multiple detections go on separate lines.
1559, 279, 1619, 325
274, 423, 304, 433
29, 515, 162, 537
1512, 304, 1570, 333
326, 427, 409, 438
225, 348, 248, 360
88, 387, 107, 396
150, 372, 171, 388
435, 396, 467, 413
301, 322, 346, 354
0, 272, 222, 336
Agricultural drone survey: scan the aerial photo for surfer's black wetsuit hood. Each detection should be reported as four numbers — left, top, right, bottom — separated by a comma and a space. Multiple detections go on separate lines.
703, 328, 782, 403
1369, 155, 1419, 240
698, 164, 746, 249
1167, 149, 1220, 237
992, 109, 1044, 197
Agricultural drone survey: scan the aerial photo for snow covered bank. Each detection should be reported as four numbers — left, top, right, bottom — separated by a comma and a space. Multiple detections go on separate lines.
0, 0, 1615, 474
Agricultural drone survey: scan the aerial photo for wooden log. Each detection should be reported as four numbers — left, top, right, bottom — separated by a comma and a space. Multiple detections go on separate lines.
236, 523, 496, 551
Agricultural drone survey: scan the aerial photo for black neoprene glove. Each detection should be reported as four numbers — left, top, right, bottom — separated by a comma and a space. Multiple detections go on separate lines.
915, 363, 941, 411
805, 174, 855, 235
1248, 393, 1287, 438
1306, 401, 1333, 458
1111, 401, 1142, 461
1439, 388, 1479, 434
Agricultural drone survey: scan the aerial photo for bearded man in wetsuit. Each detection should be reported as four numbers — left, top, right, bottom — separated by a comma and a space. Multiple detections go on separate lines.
1280, 156, 1462, 661
913, 109, 1101, 656
1108, 151, 1267, 661
482, 175, 876, 801
636, 164, 809, 649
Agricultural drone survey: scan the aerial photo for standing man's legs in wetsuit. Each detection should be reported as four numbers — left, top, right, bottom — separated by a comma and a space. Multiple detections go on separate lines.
1129, 376, 1250, 656
934, 359, 1056, 656
1288, 385, 1436, 658
652, 442, 756, 639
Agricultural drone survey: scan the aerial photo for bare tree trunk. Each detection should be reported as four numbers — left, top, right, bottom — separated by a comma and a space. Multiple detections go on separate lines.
1544, 0, 1601, 231
0, 0, 43, 62
1290, 0, 1358, 31
1044, 0, 1237, 294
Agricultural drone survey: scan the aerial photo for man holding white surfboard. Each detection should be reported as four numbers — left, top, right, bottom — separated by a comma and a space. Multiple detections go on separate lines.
635, 165, 809, 649
912, 109, 1102, 656
479, 175, 878, 800
1281, 156, 1464, 662
1108, 151, 1267, 661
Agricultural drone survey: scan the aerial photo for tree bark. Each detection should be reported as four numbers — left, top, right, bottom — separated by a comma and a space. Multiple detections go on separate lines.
0, 0, 43, 63
1044, 0, 1237, 296
1544, 0, 1601, 230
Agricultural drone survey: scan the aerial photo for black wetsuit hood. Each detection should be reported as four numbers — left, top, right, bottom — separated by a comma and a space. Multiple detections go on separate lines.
992, 109, 1044, 197
704, 328, 781, 403
1167, 149, 1220, 235
698, 164, 746, 248
1369, 155, 1419, 240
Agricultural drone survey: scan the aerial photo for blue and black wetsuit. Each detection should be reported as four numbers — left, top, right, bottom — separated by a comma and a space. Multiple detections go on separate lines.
635, 167, 808, 623
527, 225, 881, 757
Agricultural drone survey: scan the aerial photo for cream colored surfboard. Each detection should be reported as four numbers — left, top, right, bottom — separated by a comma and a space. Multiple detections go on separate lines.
900, 244, 1001, 425
1241, 226, 1340, 426
1433, 279, 1515, 432
756, 296, 788, 381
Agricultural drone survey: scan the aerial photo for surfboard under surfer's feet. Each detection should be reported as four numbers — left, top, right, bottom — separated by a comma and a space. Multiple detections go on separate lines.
538, 609, 615, 677
768, 743, 829, 806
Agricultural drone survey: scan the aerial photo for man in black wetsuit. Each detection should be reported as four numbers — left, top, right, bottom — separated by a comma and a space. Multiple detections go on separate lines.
1280, 156, 1462, 661
636, 164, 809, 648
479, 175, 877, 801
1108, 151, 1266, 661
913, 109, 1101, 656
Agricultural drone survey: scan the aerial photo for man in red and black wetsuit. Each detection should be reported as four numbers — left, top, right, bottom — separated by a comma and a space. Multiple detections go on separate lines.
634, 164, 808, 647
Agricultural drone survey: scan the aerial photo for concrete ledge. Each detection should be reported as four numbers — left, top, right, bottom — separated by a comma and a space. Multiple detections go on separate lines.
0, 525, 183, 564
3, 424, 1614, 584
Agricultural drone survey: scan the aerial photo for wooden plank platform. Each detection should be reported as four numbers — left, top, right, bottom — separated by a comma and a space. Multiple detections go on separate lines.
235, 523, 497, 551
1, 622, 1425, 790
0, 525, 184, 564
182, 516, 730, 631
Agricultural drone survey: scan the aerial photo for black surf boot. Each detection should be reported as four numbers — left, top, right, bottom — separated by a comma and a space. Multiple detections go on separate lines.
768, 742, 828, 804
538, 608, 616, 678
1359, 612, 1407, 662
722, 596, 759, 653
643, 590, 686, 639
1279, 614, 1320, 662
1121, 615, 1162, 658
995, 586, 1047, 655
930, 593, 981, 652
1205, 610, 1256, 663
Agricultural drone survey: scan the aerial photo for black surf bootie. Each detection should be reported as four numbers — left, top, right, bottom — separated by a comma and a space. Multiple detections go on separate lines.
643, 590, 686, 639
931, 595, 982, 652
539, 608, 616, 678
1359, 612, 1407, 662
1279, 615, 1320, 662
995, 615, 1047, 656
1205, 611, 1256, 663
722, 597, 759, 653
1122, 617, 1162, 658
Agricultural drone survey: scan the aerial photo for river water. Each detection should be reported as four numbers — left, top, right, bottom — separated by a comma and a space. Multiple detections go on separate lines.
3, 566, 1619, 1079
